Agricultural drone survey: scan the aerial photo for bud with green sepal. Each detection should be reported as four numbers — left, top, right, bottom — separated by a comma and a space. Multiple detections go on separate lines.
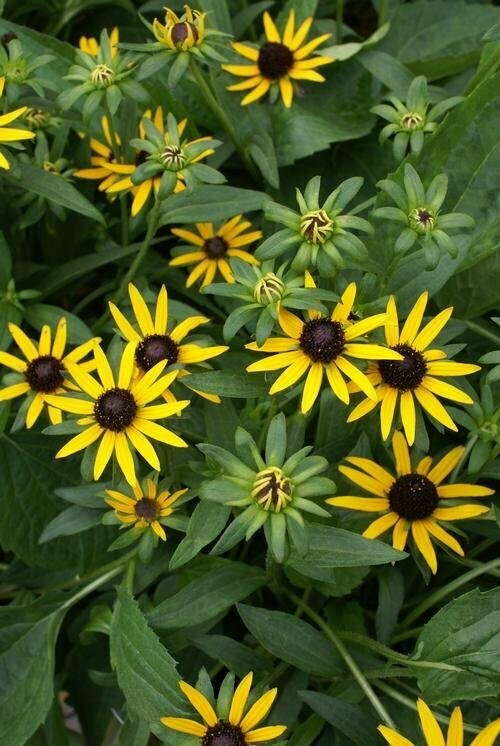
0, 36, 55, 103
259, 175, 373, 276
371, 76, 463, 160
448, 384, 499, 475
198, 413, 335, 563
374, 164, 474, 268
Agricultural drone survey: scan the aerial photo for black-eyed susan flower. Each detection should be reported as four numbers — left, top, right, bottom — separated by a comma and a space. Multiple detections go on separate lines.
0, 76, 35, 169
327, 431, 492, 574
109, 282, 228, 402
374, 164, 474, 267
161, 670, 286, 744
153, 5, 205, 51
169, 215, 261, 287
79, 27, 119, 58
246, 280, 402, 415
74, 115, 122, 192
0, 319, 98, 428
105, 477, 186, 541
347, 291, 480, 445
378, 697, 500, 746
260, 175, 373, 275
222, 10, 333, 108
45, 342, 189, 486
199, 412, 333, 562
107, 110, 219, 215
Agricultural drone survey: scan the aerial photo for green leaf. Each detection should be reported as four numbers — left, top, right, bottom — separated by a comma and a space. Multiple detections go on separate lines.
415, 588, 500, 703
110, 586, 187, 724
24, 303, 93, 344
39, 505, 101, 543
375, 566, 405, 645
159, 186, 270, 225
238, 604, 342, 677
169, 501, 230, 570
148, 561, 265, 629
299, 692, 379, 746
191, 634, 269, 678
7, 164, 105, 225
184, 370, 268, 398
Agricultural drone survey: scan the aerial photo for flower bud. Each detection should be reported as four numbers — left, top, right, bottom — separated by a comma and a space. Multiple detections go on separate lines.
253, 273, 285, 305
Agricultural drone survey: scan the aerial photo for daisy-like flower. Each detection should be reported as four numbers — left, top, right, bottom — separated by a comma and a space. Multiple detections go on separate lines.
153, 5, 205, 51
327, 431, 492, 574
109, 282, 228, 403
347, 291, 480, 445
0, 319, 98, 428
74, 115, 121, 192
79, 27, 119, 58
0, 76, 35, 169
378, 697, 500, 746
105, 478, 186, 541
45, 342, 189, 486
169, 215, 261, 286
246, 281, 402, 415
106, 109, 217, 216
161, 671, 286, 745
222, 10, 333, 108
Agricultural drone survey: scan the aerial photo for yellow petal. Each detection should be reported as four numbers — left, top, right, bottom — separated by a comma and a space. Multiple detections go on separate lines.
26, 393, 45, 428
399, 292, 428, 344
421, 376, 473, 404
109, 302, 141, 343
339, 465, 386, 497
94, 430, 115, 479
336, 356, 376, 400
344, 313, 388, 340
400, 391, 416, 446
0, 351, 26, 372
56, 424, 102, 459
425, 361, 480, 377
8, 323, 38, 361
246, 338, 298, 353
300, 362, 323, 413
179, 681, 217, 727
38, 325, 51, 355
43, 396, 93, 415
363, 511, 399, 539
240, 688, 278, 732
241, 78, 271, 106
414, 387, 458, 433
427, 446, 463, 485
326, 496, 389, 511
377, 724, 414, 746
345, 457, 394, 491
278, 308, 303, 340
290, 18, 313, 51
231, 42, 259, 61
114, 432, 137, 486
385, 296, 400, 346
422, 519, 464, 557
223, 64, 260, 77
279, 76, 294, 108
416, 699, 445, 746
293, 33, 331, 60
413, 307, 453, 351
160, 717, 206, 737
262, 11, 281, 43
446, 708, 463, 746
392, 431, 411, 476
325, 363, 349, 404
131, 179, 153, 217
433, 505, 490, 521
247, 350, 304, 372
177, 344, 228, 365
52, 317, 67, 359
282, 9, 296, 47
154, 285, 168, 334
332, 283, 356, 321
170, 315, 208, 343
347, 396, 377, 422
170, 227, 205, 246
269, 356, 309, 395
128, 283, 155, 336
380, 387, 398, 440
392, 518, 410, 552
229, 672, 253, 726
411, 522, 437, 574
134, 418, 188, 448
94, 345, 115, 390
127, 425, 160, 471
437, 484, 493, 498
245, 725, 288, 743
470, 719, 500, 746
118, 341, 136, 389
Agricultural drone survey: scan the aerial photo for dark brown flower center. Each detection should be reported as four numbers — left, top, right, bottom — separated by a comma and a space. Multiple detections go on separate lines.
25, 355, 64, 393
258, 41, 294, 79
204, 236, 228, 258
388, 473, 439, 520
299, 318, 345, 363
202, 722, 245, 746
171, 21, 198, 45
94, 388, 137, 431
416, 209, 432, 225
134, 497, 158, 521
135, 334, 179, 372
378, 344, 427, 391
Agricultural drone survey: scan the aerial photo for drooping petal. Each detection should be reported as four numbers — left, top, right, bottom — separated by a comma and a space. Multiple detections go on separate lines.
411, 522, 437, 574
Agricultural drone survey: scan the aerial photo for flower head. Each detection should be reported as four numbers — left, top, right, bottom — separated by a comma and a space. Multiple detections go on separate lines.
74, 115, 122, 192
246, 279, 402, 414
109, 282, 228, 403
372, 75, 463, 160
170, 215, 261, 287
0, 319, 98, 427
222, 10, 333, 107
260, 176, 373, 275
374, 164, 474, 267
0, 35, 55, 100
347, 292, 480, 445
105, 478, 186, 541
327, 431, 492, 573
153, 5, 205, 51
161, 671, 286, 744
378, 698, 499, 746
0, 76, 35, 169
199, 412, 334, 562
45, 342, 189, 486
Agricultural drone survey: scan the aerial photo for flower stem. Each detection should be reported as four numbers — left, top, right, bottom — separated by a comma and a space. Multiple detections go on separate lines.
337, 631, 460, 672
399, 557, 500, 630
59, 563, 125, 612
287, 590, 396, 727
464, 319, 500, 346
378, 0, 389, 27
189, 59, 260, 182
450, 434, 477, 482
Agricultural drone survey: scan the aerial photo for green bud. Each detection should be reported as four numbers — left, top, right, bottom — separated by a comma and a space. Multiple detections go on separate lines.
253, 272, 285, 305
251, 466, 292, 512
408, 206, 436, 234
300, 208, 334, 245
90, 63, 115, 88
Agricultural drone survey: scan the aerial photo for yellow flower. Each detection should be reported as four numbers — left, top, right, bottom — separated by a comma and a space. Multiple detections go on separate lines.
161, 671, 286, 744
153, 5, 205, 50
0, 319, 98, 428
246, 280, 403, 415
74, 115, 121, 191
106, 107, 213, 216
222, 10, 333, 108
327, 431, 492, 574
105, 478, 186, 540
169, 215, 262, 286
347, 291, 480, 445
378, 698, 500, 746
109, 282, 228, 403
45, 342, 189, 486
79, 27, 119, 58
0, 76, 35, 170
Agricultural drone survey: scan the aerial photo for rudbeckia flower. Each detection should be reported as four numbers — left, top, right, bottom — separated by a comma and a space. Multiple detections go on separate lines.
169, 215, 261, 286
378, 697, 500, 746
246, 281, 402, 414
0, 318, 98, 428
161, 671, 286, 744
74, 115, 121, 191
45, 342, 189, 486
327, 431, 492, 574
0, 75, 35, 169
109, 282, 228, 402
79, 27, 119, 58
222, 10, 333, 108
105, 478, 186, 540
347, 291, 480, 445
153, 5, 205, 51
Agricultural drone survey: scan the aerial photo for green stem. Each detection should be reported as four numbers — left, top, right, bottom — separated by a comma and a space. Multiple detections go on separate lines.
399, 557, 500, 630
464, 319, 500, 346
337, 631, 460, 672
287, 591, 395, 727
450, 434, 477, 482
336, 0, 344, 44
124, 557, 136, 594
189, 59, 260, 182
390, 626, 423, 644
378, 0, 389, 27
374, 681, 481, 735
445, 555, 500, 579
59, 564, 125, 612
